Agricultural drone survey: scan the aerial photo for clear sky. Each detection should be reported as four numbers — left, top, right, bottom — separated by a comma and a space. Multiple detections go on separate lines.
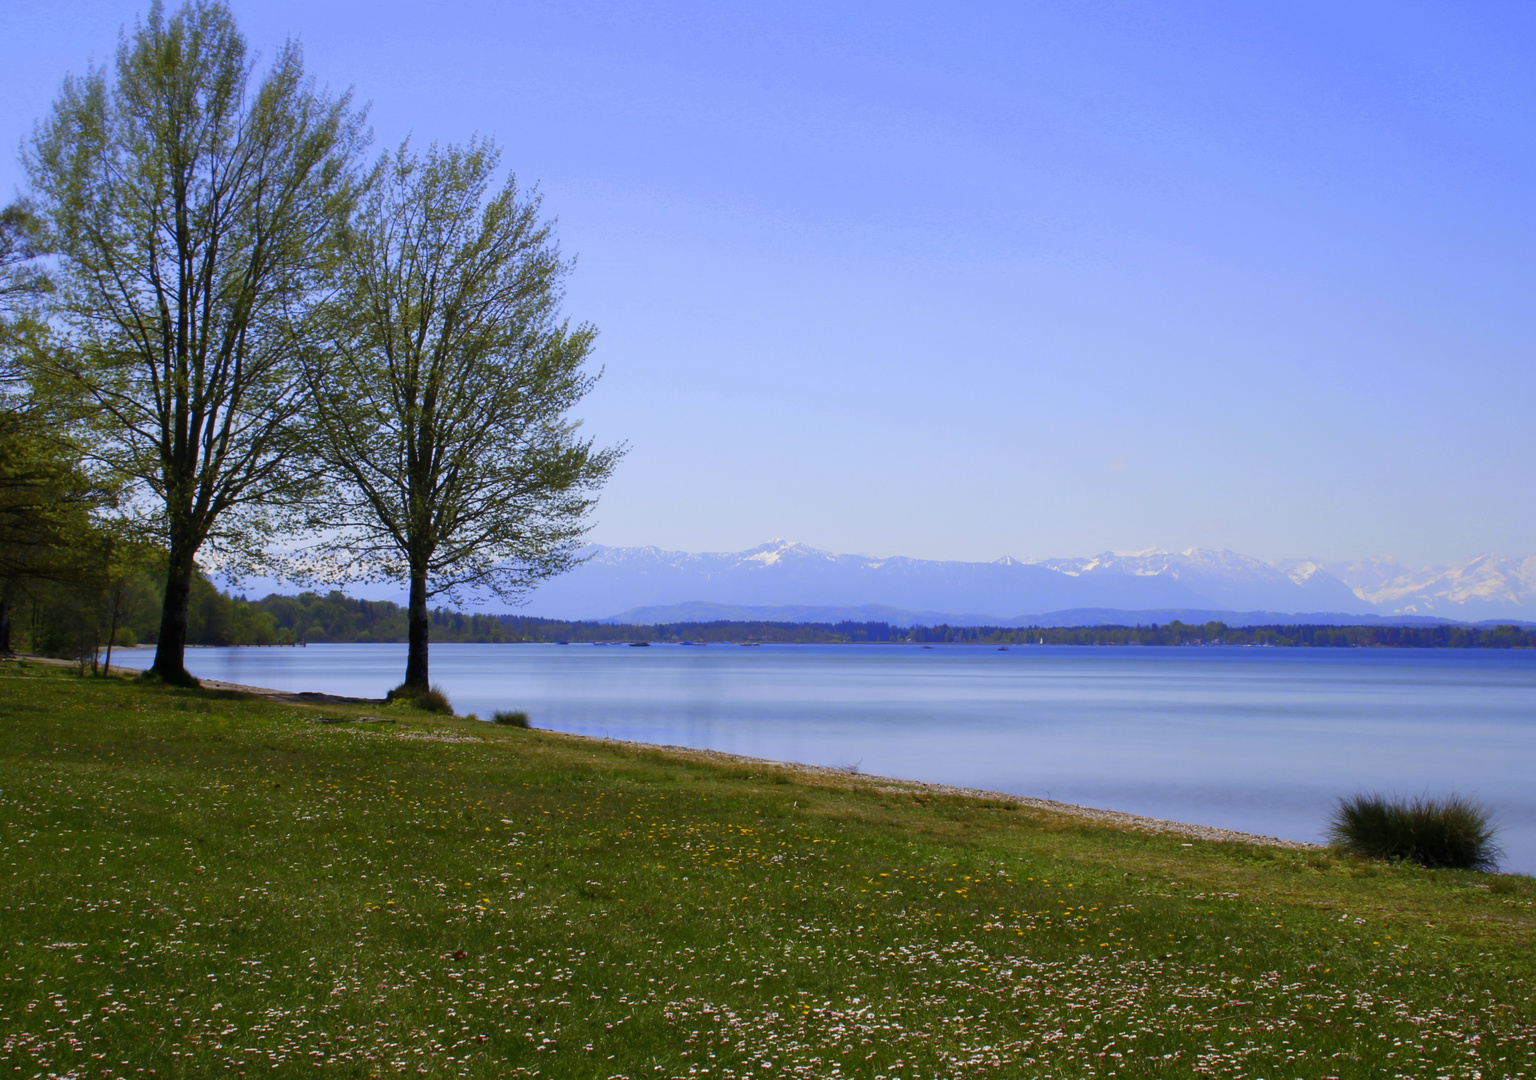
5, 1, 1534, 567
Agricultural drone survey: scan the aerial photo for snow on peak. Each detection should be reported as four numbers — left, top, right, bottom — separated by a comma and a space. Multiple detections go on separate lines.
554, 540, 1536, 621
1284, 560, 1325, 585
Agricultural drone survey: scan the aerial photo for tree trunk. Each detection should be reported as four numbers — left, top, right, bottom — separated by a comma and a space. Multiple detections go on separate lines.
403, 567, 430, 691
151, 545, 199, 685
104, 579, 122, 676
0, 595, 11, 655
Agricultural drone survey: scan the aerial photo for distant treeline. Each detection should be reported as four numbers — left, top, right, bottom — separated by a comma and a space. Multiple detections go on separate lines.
119, 590, 1535, 649
896, 621, 1535, 648
508, 618, 1528, 648
179, 586, 515, 647
30, 577, 519, 653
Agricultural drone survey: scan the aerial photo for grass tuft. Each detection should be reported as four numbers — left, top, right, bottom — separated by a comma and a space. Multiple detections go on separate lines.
491, 709, 530, 727
1329, 792, 1500, 871
386, 683, 454, 714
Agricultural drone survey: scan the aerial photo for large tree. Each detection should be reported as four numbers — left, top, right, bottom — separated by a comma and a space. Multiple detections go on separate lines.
25, 1, 365, 683
301, 140, 621, 693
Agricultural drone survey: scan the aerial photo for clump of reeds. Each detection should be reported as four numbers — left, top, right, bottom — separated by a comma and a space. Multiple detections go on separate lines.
386, 683, 454, 714
1329, 792, 1499, 871
492, 709, 530, 728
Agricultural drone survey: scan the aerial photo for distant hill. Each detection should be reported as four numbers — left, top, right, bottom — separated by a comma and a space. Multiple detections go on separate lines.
523, 539, 1374, 621
216, 539, 1536, 625
520, 539, 1536, 623
604, 602, 1488, 629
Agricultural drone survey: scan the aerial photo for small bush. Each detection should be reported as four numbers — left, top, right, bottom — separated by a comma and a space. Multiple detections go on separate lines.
387, 684, 454, 715
492, 710, 529, 728
1329, 792, 1499, 871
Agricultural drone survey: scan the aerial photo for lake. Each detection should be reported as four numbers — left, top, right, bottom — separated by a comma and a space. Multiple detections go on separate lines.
105, 643, 1536, 873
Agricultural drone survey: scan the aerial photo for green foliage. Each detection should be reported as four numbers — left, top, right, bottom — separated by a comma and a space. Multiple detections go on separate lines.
24, 0, 367, 680
1330, 793, 1501, 871
0, 384, 156, 664
492, 709, 530, 727
184, 575, 285, 647
298, 137, 620, 689
257, 591, 403, 643
0, 420, 97, 576
14, 9, 625, 684
2, 666, 1535, 1076
0, 201, 51, 382
95, 584, 519, 648
302, 138, 620, 599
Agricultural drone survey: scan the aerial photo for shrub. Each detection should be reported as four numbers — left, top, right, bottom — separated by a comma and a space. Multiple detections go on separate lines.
386, 683, 454, 715
492, 710, 530, 728
1329, 792, 1499, 871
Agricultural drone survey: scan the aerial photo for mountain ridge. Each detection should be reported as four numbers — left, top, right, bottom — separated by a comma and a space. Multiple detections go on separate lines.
604, 601, 1505, 629
518, 539, 1536, 622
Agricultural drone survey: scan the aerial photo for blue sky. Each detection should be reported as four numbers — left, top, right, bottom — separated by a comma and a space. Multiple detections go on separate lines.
5, 1, 1534, 566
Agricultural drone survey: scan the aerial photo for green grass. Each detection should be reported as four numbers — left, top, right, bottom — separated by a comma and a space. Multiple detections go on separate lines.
1, 663, 1534, 1078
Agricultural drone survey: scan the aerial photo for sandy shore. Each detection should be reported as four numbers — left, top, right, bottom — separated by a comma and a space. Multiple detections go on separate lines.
17, 655, 1322, 852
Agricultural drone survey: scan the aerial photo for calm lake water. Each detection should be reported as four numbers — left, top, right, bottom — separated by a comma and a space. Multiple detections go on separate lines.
107, 643, 1536, 873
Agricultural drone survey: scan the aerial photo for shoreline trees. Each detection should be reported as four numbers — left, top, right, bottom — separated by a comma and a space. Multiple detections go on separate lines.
12, 4, 619, 683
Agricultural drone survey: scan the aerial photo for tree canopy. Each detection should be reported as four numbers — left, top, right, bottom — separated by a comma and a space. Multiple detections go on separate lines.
300, 139, 622, 690
24, 0, 367, 682
7, 3, 619, 680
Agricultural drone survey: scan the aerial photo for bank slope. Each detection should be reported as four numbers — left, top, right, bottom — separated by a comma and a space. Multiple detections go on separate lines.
1, 663, 1533, 1078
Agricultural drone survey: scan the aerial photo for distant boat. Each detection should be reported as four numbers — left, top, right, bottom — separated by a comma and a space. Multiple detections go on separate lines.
997, 646, 1009, 651
556, 641, 570, 645
680, 641, 706, 646
629, 641, 651, 647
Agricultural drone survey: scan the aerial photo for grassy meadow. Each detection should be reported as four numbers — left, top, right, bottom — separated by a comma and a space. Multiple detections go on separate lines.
0, 662, 1533, 1078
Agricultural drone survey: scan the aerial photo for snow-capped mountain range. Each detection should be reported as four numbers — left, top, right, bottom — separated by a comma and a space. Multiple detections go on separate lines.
518, 540, 1536, 624
1323, 553, 1536, 618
